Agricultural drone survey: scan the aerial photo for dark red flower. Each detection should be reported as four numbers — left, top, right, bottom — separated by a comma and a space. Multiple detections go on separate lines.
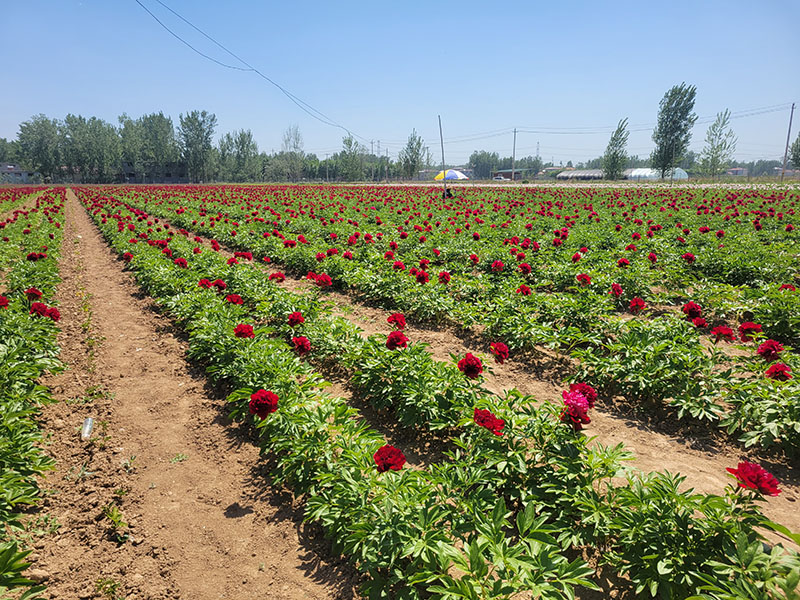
489, 342, 509, 364
0, 295, 8, 309
314, 273, 333, 288
726, 462, 780, 496
765, 363, 792, 381
516, 284, 532, 296
458, 353, 483, 378
711, 325, 736, 342
473, 408, 505, 436
560, 390, 591, 431
491, 260, 504, 272
682, 301, 703, 319
779, 284, 796, 291
739, 322, 762, 342
269, 272, 285, 282
287, 311, 304, 327
576, 273, 591, 286
692, 317, 708, 328
415, 270, 430, 284
617, 258, 630, 268
647, 252, 658, 264
518, 262, 532, 275
682, 252, 696, 264
193, 247, 202, 254
629, 297, 646, 313
226, 294, 244, 305
292, 336, 311, 356
227, 257, 239, 265
393, 260, 405, 271
609, 283, 623, 298
387, 313, 406, 329
469, 253, 479, 265
373, 444, 406, 472
29, 302, 49, 318
438, 271, 451, 284
46, 306, 61, 322
123, 252, 133, 262
198, 278, 213, 289
386, 330, 409, 350
24, 287, 42, 301
757, 340, 783, 362
234, 323, 255, 338
212, 279, 227, 291
571, 252, 582, 263
569, 382, 597, 408
249, 389, 278, 419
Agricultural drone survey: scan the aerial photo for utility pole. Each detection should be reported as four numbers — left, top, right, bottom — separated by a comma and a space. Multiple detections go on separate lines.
325, 153, 329, 183
371, 140, 374, 155
377, 140, 380, 157
511, 128, 517, 183
781, 103, 795, 183
438, 115, 447, 197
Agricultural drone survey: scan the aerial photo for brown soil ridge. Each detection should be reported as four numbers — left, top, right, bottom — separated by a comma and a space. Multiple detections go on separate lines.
30, 190, 358, 599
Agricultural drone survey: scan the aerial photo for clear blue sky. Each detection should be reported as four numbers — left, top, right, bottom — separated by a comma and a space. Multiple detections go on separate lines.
2, 0, 798, 165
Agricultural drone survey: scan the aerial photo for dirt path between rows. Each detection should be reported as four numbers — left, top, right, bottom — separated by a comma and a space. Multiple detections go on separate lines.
31, 190, 358, 599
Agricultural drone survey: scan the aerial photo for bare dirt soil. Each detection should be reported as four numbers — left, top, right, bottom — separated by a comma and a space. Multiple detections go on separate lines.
29, 191, 358, 599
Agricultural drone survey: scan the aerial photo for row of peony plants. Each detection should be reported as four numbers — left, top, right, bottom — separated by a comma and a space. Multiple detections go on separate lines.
0, 188, 66, 599
76, 188, 800, 599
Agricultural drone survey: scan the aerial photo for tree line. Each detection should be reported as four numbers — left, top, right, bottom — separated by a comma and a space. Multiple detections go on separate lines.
2, 91, 798, 183
0, 112, 439, 184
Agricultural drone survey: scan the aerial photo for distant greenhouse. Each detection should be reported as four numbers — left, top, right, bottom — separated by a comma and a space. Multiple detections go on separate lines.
555, 169, 603, 180
624, 168, 688, 181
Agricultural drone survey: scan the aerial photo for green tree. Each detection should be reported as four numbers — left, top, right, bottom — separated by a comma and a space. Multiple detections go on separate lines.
17, 114, 61, 181
699, 109, 737, 179
119, 113, 144, 180
651, 83, 698, 179
790, 132, 800, 169
140, 112, 179, 181
338, 134, 364, 181
603, 118, 629, 180
281, 125, 304, 182
398, 129, 426, 179
0, 138, 20, 164
178, 110, 217, 183
468, 150, 500, 179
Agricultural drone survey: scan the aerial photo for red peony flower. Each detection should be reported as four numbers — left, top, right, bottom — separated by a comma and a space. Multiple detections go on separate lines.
234, 324, 255, 338
576, 273, 591, 287
617, 258, 630, 268
29, 302, 49, 318
292, 336, 311, 356
489, 342, 509, 364
726, 462, 780, 496
609, 283, 623, 298
569, 382, 597, 408
518, 262, 532, 275
0, 295, 8, 309
779, 284, 796, 291
765, 363, 792, 381
438, 271, 451, 284
469, 253, 479, 265
491, 260, 504, 273
739, 322, 762, 342
516, 284, 532, 296
386, 330, 409, 350
287, 311, 304, 327
560, 390, 591, 431
123, 252, 133, 262
373, 444, 406, 472
226, 294, 244, 305
682, 301, 703, 319
46, 306, 61, 322
387, 313, 406, 329
647, 252, 658, 264
629, 297, 646, 313
473, 408, 505, 436
212, 279, 227, 291
269, 272, 285, 282
458, 353, 483, 378
249, 389, 278, 419
757, 340, 783, 362
415, 270, 430, 284
24, 287, 42, 301
227, 257, 239, 265
198, 278, 213, 289
571, 252, 581, 263
193, 247, 202, 254
393, 260, 406, 271
692, 317, 708, 328
314, 273, 333, 288
681, 252, 696, 264
711, 325, 736, 343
